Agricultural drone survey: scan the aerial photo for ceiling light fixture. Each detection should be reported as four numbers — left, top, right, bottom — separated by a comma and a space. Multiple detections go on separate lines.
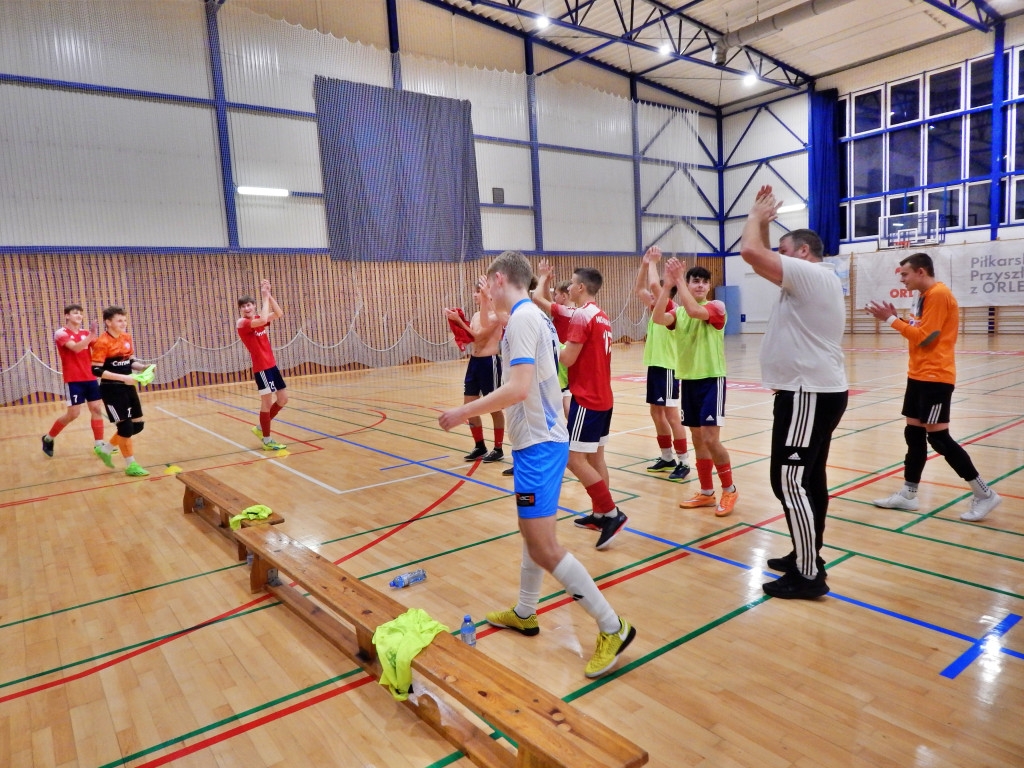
777, 203, 807, 214
237, 186, 289, 197
536, 15, 550, 29
659, 42, 672, 55
743, 73, 758, 87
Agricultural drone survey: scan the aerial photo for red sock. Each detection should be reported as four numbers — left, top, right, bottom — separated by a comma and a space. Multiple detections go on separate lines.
656, 434, 671, 450
91, 419, 105, 440
493, 428, 504, 450
269, 402, 283, 420
673, 437, 688, 456
470, 425, 484, 443
259, 411, 272, 437
48, 420, 67, 439
716, 463, 734, 489
696, 458, 715, 493
584, 480, 617, 516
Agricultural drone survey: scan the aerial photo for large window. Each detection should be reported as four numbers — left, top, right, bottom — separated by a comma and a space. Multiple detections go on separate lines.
927, 117, 962, 184
889, 79, 920, 125
853, 135, 883, 195
928, 68, 961, 116
888, 127, 921, 189
968, 111, 993, 178
854, 89, 882, 133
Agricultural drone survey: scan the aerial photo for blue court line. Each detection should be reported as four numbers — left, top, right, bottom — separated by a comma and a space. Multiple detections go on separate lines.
196, 393, 1024, 669
380, 455, 450, 470
940, 613, 1022, 679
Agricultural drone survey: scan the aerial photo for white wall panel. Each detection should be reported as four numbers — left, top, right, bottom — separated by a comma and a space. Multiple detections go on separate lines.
536, 78, 633, 154
766, 153, 810, 200
237, 196, 327, 249
694, 221, 720, 252
641, 219, 705, 255
689, 168, 720, 215
725, 108, 806, 166
726, 254, 780, 333
481, 209, 535, 252
0, 85, 224, 247
539, 151, 634, 252
402, 55, 528, 141
698, 115, 719, 164
220, 5, 391, 112
0, 0, 209, 97
767, 96, 809, 144
475, 143, 532, 207
229, 112, 323, 193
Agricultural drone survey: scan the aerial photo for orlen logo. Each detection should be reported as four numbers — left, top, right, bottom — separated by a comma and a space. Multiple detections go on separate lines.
890, 266, 917, 299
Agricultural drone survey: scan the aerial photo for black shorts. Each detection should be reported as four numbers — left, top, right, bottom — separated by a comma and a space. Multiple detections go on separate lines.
99, 382, 143, 423
464, 355, 501, 397
255, 366, 287, 395
645, 366, 680, 407
901, 378, 953, 424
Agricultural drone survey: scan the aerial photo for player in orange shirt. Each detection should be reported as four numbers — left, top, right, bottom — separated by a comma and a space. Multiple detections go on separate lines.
866, 252, 1001, 522
91, 306, 155, 477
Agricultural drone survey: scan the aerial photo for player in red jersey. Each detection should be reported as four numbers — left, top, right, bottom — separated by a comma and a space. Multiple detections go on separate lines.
237, 279, 288, 451
530, 260, 573, 417
558, 267, 628, 550
41, 303, 114, 461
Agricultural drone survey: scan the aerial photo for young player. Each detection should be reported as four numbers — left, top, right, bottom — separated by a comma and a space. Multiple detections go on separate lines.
237, 279, 288, 451
865, 252, 1002, 522
42, 304, 114, 461
91, 306, 154, 477
443, 276, 507, 463
438, 250, 636, 679
633, 247, 690, 480
556, 266, 628, 549
652, 255, 739, 516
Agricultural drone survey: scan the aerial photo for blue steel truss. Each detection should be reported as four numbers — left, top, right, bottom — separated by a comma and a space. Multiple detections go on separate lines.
919, 0, 1003, 32
450, 0, 810, 93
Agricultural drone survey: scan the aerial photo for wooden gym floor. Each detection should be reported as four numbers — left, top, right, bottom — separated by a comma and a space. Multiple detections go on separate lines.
1, 333, 1022, 768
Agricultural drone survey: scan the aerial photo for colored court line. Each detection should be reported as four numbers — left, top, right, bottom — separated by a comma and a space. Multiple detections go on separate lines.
380, 455, 450, 470
940, 613, 1022, 679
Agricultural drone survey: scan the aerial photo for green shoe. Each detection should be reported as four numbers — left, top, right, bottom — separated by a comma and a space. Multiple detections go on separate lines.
251, 425, 264, 440
125, 461, 150, 477
584, 619, 636, 679
262, 439, 286, 451
485, 607, 539, 636
93, 444, 115, 469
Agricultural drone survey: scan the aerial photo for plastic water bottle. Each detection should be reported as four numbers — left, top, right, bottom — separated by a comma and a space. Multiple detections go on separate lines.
460, 615, 477, 646
389, 568, 426, 589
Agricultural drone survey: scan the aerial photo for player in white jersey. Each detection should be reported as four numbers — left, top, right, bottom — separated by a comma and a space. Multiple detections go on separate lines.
439, 250, 635, 679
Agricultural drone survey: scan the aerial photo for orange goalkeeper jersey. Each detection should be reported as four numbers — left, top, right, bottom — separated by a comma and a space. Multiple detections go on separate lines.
891, 282, 958, 385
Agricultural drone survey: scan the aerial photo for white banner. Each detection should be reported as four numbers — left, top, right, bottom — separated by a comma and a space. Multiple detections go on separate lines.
854, 240, 1024, 310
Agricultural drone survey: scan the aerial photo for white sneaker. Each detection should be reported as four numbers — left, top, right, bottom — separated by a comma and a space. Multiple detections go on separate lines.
960, 492, 1002, 522
872, 491, 919, 511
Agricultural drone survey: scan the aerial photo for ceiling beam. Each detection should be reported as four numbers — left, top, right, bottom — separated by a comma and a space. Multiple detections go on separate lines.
416, 0, 720, 111
918, 0, 1002, 32
453, 0, 810, 89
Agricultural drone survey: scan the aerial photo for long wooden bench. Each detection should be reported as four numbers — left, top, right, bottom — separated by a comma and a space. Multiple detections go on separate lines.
235, 524, 648, 768
179, 469, 285, 561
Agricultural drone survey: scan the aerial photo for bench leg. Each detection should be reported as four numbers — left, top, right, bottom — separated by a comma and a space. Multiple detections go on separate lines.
236, 540, 248, 562
249, 553, 271, 593
356, 626, 377, 664
182, 488, 197, 515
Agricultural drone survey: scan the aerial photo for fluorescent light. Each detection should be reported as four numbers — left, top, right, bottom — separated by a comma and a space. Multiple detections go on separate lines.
536, 15, 550, 29
743, 73, 757, 87
237, 186, 289, 197
777, 203, 807, 214
659, 43, 672, 55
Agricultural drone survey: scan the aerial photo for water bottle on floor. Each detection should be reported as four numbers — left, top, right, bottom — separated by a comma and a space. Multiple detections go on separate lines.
460, 615, 476, 646
389, 568, 426, 588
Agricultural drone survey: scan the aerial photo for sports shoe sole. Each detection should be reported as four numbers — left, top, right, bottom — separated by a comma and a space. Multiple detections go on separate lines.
485, 615, 539, 636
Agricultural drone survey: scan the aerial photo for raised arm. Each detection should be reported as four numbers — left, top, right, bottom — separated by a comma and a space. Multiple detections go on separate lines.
739, 185, 784, 285
668, 258, 710, 321
531, 259, 554, 315
651, 257, 681, 327
634, 247, 662, 306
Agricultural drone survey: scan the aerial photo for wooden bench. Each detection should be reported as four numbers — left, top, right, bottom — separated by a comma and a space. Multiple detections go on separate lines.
235, 525, 648, 768
178, 469, 285, 561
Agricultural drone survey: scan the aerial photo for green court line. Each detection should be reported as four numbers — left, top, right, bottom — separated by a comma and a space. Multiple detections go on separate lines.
897, 463, 1024, 533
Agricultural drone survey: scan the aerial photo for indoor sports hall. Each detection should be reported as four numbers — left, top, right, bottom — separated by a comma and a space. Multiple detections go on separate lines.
1, 2, 1022, 767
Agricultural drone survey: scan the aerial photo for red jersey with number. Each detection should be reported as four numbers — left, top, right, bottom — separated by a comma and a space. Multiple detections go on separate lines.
237, 317, 277, 372
54, 327, 94, 383
550, 302, 574, 343
565, 302, 613, 410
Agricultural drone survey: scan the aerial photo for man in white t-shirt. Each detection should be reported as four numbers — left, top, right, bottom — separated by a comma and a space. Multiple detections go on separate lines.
439, 250, 636, 679
740, 185, 848, 600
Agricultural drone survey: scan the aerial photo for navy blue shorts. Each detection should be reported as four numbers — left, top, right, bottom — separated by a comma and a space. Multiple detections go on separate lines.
645, 366, 680, 407
567, 399, 613, 453
513, 441, 569, 519
902, 378, 953, 424
680, 377, 726, 428
464, 355, 501, 397
65, 380, 101, 406
255, 366, 287, 395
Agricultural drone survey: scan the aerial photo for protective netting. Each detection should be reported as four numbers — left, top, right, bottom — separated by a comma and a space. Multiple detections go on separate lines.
0, 1, 703, 405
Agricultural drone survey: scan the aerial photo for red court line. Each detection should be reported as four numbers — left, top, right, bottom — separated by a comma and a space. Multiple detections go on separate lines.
0, 467, 476, 705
